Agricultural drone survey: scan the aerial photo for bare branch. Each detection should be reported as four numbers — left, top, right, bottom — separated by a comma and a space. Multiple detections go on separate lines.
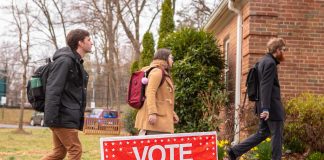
52, 0, 67, 40
146, 2, 161, 32
32, 0, 58, 49
139, 0, 147, 13
122, 0, 136, 25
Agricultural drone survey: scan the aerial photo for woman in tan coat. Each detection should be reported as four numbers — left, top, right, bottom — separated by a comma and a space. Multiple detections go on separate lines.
135, 48, 179, 135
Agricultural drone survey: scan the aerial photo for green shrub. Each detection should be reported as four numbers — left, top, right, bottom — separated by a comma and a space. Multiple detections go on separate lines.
284, 93, 324, 152
217, 145, 225, 160
217, 140, 229, 160
124, 109, 138, 135
242, 138, 271, 160
159, 28, 224, 132
255, 139, 272, 160
284, 124, 306, 153
157, 0, 174, 48
127, 32, 155, 135
130, 60, 139, 73
139, 32, 155, 68
307, 152, 324, 160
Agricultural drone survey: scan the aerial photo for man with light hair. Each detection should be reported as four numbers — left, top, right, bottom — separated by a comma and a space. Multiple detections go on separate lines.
228, 38, 286, 160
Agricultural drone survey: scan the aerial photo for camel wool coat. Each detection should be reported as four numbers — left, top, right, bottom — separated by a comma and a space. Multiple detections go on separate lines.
134, 60, 177, 133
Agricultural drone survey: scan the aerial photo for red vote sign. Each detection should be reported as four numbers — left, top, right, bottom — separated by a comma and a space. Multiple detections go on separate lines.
100, 131, 218, 160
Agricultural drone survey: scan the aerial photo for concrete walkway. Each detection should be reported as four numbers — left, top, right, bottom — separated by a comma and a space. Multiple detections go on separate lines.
0, 123, 45, 129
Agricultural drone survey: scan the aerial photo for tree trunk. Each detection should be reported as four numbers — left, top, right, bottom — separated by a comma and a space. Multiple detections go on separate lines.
113, 0, 141, 60
107, 0, 119, 108
18, 66, 27, 130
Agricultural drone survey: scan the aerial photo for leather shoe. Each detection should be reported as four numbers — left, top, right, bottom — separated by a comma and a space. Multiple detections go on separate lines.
227, 148, 237, 160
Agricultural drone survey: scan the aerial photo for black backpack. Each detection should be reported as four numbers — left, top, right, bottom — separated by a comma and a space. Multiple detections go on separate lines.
27, 58, 52, 112
242, 63, 259, 107
27, 56, 78, 112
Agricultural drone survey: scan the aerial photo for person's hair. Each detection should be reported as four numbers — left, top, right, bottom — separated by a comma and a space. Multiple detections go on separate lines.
267, 38, 286, 54
66, 29, 90, 51
153, 48, 171, 62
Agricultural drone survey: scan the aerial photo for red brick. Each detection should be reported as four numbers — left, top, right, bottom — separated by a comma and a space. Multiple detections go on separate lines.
207, 0, 324, 139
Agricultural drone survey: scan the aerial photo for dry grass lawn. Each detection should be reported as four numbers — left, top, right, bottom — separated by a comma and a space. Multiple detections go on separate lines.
0, 108, 34, 124
0, 104, 131, 125
0, 105, 133, 159
0, 128, 114, 160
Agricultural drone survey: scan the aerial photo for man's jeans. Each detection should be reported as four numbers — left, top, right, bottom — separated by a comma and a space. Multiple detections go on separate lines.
42, 127, 82, 160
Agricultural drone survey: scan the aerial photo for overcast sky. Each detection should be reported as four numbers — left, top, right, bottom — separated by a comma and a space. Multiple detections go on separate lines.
0, 0, 218, 63
0, 0, 218, 40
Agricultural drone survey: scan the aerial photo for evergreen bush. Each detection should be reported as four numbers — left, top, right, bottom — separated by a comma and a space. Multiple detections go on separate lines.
160, 27, 225, 132
307, 152, 324, 160
139, 32, 155, 68
124, 109, 138, 135
158, 0, 174, 48
130, 60, 139, 73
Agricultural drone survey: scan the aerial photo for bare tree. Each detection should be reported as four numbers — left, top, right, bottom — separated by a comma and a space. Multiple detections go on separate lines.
73, 0, 122, 108
146, 1, 162, 33
90, 0, 119, 108
32, 0, 67, 49
0, 41, 22, 108
10, 0, 34, 133
113, 0, 140, 60
106, 0, 120, 108
176, 0, 220, 28
113, 0, 161, 61
52, 0, 67, 40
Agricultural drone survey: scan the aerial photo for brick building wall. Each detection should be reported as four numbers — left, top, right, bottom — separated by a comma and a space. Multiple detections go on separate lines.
213, 3, 253, 139
215, 0, 324, 104
241, 0, 324, 137
215, 3, 250, 101
214, 16, 239, 140
207, 0, 324, 139
246, 0, 324, 100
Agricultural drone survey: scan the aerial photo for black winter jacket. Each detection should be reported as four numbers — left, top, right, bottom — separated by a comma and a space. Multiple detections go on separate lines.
44, 47, 89, 130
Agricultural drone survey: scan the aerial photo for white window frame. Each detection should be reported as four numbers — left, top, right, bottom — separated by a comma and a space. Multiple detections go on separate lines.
224, 39, 230, 89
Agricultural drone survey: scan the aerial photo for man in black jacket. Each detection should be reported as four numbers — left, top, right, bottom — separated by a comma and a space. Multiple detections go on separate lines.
228, 38, 286, 160
42, 29, 92, 160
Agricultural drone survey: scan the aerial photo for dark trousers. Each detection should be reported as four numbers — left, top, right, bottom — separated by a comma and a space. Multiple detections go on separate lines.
42, 128, 82, 160
145, 130, 170, 135
231, 120, 284, 160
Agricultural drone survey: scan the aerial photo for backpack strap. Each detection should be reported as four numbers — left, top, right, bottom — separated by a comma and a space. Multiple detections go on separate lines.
242, 62, 259, 108
242, 90, 248, 108
145, 67, 166, 87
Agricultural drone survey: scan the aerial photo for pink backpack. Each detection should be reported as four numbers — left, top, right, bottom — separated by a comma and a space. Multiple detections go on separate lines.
127, 67, 165, 109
